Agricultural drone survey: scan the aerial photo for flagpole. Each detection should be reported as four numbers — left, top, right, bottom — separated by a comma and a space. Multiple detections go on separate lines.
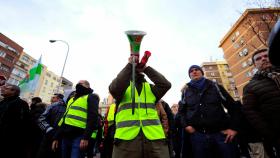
49, 40, 69, 93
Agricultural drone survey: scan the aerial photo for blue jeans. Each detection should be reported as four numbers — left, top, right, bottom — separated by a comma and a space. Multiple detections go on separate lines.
61, 135, 85, 158
190, 131, 238, 158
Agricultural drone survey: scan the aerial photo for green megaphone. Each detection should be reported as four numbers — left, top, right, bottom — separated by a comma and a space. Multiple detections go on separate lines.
125, 30, 146, 115
125, 30, 146, 57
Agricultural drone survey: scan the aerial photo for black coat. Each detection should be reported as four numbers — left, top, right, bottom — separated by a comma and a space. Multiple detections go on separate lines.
0, 96, 31, 158
179, 79, 239, 132
242, 72, 280, 142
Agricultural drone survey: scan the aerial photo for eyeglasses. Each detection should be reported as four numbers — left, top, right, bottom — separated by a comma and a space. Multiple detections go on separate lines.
254, 54, 268, 61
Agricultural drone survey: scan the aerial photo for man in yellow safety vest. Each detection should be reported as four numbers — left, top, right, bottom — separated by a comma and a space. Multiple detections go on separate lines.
109, 56, 171, 158
52, 80, 99, 158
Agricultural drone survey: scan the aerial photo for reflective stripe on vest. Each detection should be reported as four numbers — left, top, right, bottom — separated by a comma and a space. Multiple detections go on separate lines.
59, 95, 88, 129
91, 130, 97, 139
114, 82, 165, 140
107, 103, 116, 127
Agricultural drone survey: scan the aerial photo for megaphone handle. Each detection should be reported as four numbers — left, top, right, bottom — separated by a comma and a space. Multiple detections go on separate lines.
131, 57, 136, 114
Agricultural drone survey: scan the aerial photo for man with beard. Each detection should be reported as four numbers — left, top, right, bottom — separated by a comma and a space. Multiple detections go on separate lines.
243, 49, 280, 158
52, 80, 99, 158
109, 56, 171, 158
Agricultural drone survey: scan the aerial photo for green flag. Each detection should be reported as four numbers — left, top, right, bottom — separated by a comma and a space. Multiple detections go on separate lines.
19, 56, 43, 93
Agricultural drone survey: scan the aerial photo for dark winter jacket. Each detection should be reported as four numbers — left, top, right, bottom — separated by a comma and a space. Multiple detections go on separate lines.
179, 79, 240, 132
0, 96, 31, 158
30, 103, 46, 138
242, 70, 280, 142
38, 101, 66, 135
109, 63, 171, 105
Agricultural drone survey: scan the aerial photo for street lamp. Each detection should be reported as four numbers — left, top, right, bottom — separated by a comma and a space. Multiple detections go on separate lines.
49, 40, 69, 93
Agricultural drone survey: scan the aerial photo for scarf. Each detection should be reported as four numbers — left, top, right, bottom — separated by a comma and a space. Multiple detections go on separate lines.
256, 68, 280, 90
189, 77, 206, 90
75, 84, 93, 98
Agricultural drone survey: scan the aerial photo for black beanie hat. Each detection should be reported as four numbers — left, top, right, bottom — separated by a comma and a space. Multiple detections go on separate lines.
188, 65, 204, 77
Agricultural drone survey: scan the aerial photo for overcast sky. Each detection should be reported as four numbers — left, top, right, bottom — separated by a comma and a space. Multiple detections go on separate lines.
1, 0, 252, 105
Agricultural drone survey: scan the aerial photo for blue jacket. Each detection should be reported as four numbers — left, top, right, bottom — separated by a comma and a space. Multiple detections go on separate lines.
38, 101, 66, 134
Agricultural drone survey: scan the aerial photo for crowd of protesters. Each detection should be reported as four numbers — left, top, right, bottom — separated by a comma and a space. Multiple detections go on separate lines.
0, 45, 280, 158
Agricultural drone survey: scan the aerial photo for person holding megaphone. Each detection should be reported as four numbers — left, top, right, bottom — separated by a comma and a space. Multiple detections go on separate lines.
108, 31, 171, 158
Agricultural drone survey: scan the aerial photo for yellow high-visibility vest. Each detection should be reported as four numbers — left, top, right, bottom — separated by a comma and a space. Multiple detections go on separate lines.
59, 95, 97, 139
114, 82, 165, 140
107, 103, 116, 127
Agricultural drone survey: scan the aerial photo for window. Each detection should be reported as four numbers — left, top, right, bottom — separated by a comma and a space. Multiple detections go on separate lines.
238, 51, 243, 57
45, 80, 48, 85
226, 72, 232, 77
46, 73, 51, 77
224, 65, 229, 70
5, 54, 14, 63
242, 61, 247, 68
7, 46, 19, 55
243, 48, 248, 56
0, 50, 6, 57
233, 43, 240, 49
235, 31, 239, 37
210, 72, 215, 76
0, 64, 10, 72
229, 78, 235, 83
7, 77, 19, 85
21, 55, 30, 63
30, 60, 36, 65
247, 58, 253, 66
231, 36, 236, 42
11, 68, 26, 78
240, 39, 245, 45
0, 41, 7, 48
245, 71, 252, 77
209, 66, 213, 70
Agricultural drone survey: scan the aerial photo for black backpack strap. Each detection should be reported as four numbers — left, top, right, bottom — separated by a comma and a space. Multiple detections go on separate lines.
214, 82, 226, 102
180, 84, 188, 104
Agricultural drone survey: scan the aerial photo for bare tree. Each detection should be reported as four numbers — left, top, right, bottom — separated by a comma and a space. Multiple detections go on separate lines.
239, 1, 280, 51
247, 0, 280, 8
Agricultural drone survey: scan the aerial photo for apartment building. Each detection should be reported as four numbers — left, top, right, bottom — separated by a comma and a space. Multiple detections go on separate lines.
219, 8, 280, 97
201, 61, 239, 100
0, 33, 23, 79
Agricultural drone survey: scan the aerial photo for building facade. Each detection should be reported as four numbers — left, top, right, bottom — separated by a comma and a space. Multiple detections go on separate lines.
0, 33, 23, 79
8, 52, 37, 85
201, 61, 239, 100
38, 70, 61, 104
219, 8, 280, 98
